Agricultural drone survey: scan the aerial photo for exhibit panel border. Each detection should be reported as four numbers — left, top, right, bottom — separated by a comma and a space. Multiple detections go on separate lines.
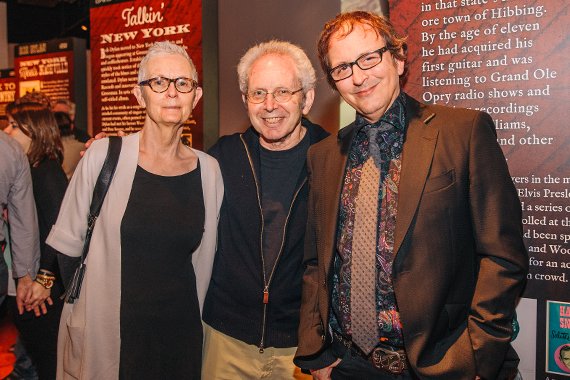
390, 1, 570, 378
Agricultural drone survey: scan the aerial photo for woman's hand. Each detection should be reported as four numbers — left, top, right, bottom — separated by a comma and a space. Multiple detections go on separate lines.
24, 281, 53, 316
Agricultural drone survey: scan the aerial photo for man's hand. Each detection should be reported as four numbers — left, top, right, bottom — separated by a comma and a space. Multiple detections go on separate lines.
25, 281, 53, 316
80, 130, 126, 156
310, 358, 341, 380
16, 274, 34, 314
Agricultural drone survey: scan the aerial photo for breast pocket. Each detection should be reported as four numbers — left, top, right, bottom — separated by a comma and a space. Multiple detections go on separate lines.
423, 169, 455, 194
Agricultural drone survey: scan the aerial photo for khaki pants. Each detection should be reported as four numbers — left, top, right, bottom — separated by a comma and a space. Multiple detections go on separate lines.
202, 322, 312, 380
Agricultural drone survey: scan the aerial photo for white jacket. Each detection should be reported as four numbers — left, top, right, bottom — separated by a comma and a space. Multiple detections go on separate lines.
47, 133, 223, 380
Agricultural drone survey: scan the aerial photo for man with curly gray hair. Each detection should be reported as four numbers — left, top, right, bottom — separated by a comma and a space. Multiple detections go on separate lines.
201, 40, 329, 379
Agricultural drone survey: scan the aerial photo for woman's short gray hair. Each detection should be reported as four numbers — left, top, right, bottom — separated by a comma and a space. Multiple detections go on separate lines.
138, 41, 197, 84
237, 40, 316, 95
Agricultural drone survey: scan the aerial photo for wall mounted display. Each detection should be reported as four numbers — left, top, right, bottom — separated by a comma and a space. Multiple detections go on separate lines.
390, 0, 569, 377
90, 0, 203, 148
14, 37, 87, 131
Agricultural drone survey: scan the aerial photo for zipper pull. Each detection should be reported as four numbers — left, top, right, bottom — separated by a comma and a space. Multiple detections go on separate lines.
263, 286, 269, 304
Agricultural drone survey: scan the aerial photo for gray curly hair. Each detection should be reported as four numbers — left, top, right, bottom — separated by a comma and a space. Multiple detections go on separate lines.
237, 40, 316, 99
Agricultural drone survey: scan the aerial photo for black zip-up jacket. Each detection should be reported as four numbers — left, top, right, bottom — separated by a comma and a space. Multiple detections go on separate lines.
203, 119, 329, 349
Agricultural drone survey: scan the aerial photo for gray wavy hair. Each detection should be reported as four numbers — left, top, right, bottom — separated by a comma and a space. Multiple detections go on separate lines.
237, 40, 316, 97
137, 41, 197, 84
54, 98, 76, 116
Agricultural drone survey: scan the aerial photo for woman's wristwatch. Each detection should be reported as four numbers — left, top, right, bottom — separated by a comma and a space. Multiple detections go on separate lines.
35, 269, 56, 289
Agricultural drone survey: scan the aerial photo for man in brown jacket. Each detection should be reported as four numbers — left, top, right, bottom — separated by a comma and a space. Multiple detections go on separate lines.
294, 11, 528, 380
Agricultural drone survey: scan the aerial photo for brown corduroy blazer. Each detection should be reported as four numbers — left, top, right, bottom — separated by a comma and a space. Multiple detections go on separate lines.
294, 94, 528, 380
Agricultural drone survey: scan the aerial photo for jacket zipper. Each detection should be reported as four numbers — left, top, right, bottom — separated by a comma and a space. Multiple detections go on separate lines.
240, 135, 307, 353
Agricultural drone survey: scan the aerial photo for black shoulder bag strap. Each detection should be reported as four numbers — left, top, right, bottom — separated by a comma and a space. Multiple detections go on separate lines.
62, 136, 122, 304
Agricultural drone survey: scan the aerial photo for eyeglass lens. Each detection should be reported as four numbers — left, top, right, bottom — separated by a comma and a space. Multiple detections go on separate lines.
330, 48, 387, 81
247, 88, 300, 104
148, 77, 195, 93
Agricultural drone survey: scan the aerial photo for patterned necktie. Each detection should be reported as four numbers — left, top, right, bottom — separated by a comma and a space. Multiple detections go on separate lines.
351, 127, 381, 355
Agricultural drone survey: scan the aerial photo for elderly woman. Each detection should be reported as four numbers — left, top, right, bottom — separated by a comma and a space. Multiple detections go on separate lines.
46, 41, 223, 380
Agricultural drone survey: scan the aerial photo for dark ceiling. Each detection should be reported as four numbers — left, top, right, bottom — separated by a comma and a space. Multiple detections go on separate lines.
5, 0, 90, 48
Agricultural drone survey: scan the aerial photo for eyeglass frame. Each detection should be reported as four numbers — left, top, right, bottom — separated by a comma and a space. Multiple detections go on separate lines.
138, 77, 198, 93
329, 46, 390, 82
245, 88, 304, 104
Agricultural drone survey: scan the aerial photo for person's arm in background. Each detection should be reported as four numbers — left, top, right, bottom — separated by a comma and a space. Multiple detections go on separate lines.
80, 130, 126, 156
25, 162, 68, 315
6, 150, 40, 314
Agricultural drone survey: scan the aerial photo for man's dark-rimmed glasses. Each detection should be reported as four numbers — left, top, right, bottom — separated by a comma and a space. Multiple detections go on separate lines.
329, 46, 390, 82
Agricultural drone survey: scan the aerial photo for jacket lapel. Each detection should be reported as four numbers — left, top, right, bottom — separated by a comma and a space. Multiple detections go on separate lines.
394, 96, 439, 256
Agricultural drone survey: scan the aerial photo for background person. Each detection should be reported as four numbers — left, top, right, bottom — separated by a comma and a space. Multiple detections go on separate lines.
46, 41, 223, 380
294, 11, 528, 380
0, 129, 40, 313
4, 102, 68, 380
0, 129, 41, 380
0, 129, 39, 310
53, 112, 83, 180
52, 99, 91, 143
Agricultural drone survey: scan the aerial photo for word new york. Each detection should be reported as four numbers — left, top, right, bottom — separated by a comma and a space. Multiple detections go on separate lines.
100, 24, 189, 43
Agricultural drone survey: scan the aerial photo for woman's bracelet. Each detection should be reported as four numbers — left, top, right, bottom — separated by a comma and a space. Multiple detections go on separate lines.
35, 270, 56, 289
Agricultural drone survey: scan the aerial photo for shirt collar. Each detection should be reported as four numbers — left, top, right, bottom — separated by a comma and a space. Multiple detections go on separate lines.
355, 91, 407, 132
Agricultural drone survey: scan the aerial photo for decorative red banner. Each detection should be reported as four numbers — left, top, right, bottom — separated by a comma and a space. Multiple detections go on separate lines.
14, 39, 78, 107
90, 0, 203, 149
390, 1, 570, 377
390, 0, 570, 299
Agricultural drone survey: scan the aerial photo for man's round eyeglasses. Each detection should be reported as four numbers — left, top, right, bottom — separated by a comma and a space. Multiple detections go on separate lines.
329, 46, 390, 82
139, 77, 198, 93
246, 88, 303, 104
